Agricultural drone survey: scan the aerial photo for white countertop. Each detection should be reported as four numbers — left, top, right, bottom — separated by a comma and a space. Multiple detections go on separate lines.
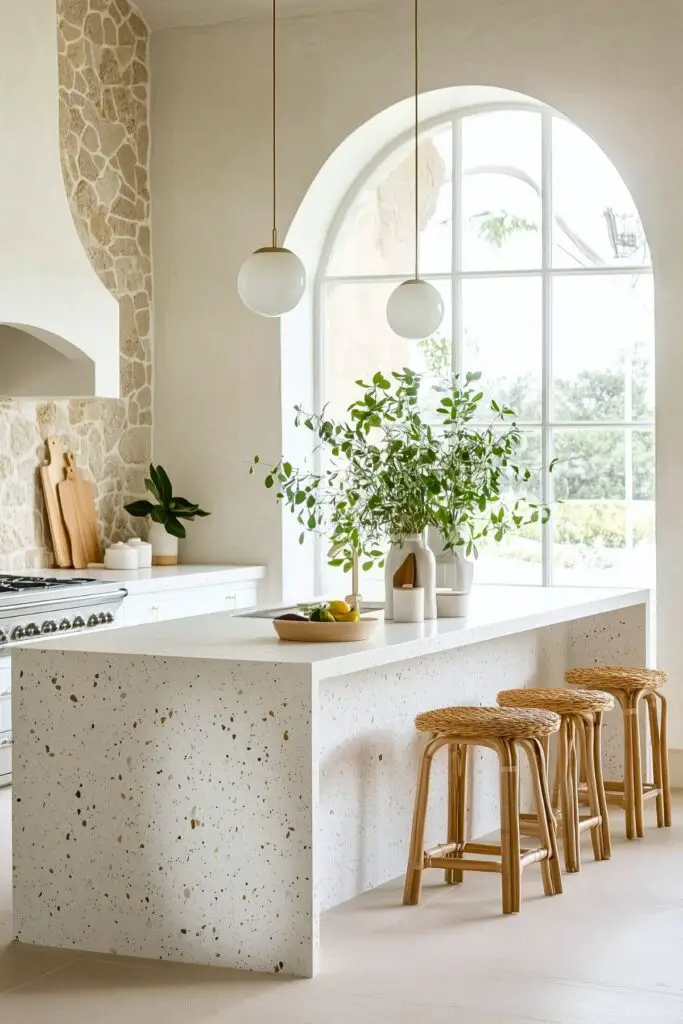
23, 585, 649, 681
17, 564, 265, 595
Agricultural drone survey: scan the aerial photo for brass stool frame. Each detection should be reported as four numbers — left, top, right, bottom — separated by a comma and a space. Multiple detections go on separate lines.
404, 733, 563, 915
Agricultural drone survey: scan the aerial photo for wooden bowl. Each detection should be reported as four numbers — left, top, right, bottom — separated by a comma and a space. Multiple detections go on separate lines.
273, 617, 378, 643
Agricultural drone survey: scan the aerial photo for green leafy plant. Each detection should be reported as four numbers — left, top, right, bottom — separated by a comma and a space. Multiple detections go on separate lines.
124, 464, 210, 539
252, 369, 551, 571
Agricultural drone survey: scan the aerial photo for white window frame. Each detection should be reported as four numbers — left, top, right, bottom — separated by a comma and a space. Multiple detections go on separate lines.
314, 102, 654, 592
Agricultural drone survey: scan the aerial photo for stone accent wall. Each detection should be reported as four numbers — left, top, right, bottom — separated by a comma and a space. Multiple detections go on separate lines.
0, 0, 151, 571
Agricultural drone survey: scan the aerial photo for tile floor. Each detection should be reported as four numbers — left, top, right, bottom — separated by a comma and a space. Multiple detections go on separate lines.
1, 786, 682, 1022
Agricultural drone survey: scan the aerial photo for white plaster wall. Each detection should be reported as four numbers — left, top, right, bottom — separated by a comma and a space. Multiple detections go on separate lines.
0, 0, 119, 396
150, 0, 683, 739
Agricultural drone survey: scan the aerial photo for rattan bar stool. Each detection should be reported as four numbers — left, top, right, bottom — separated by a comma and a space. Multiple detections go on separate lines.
497, 688, 614, 872
404, 706, 563, 915
565, 668, 671, 840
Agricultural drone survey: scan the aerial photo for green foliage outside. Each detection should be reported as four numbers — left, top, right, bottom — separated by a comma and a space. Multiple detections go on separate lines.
417, 330, 654, 562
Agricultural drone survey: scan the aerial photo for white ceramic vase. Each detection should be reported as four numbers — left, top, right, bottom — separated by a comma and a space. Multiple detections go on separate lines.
384, 532, 437, 620
148, 520, 178, 566
428, 527, 475, 594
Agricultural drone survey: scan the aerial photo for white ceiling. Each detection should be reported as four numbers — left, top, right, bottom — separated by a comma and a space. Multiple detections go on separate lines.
134, 0, 396, 31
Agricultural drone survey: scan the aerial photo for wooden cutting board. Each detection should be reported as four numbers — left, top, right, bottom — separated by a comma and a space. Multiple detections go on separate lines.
40, 437, 72, 568
57, 453, 102, 570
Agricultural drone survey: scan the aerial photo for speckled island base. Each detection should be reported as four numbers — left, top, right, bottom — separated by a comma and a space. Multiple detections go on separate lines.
12, 586, 649, 977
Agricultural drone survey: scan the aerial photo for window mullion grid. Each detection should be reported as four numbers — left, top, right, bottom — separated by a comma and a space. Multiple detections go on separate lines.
541, 110, 553, 587
625, 427, 634, 554
452, 116, 463, 374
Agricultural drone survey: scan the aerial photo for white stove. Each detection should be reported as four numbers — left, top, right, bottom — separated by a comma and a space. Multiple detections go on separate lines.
0, 574, 127, 787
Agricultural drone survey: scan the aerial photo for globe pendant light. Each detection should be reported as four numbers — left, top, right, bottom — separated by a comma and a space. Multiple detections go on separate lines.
386, 0, 444, 339
238, 0, 306, 317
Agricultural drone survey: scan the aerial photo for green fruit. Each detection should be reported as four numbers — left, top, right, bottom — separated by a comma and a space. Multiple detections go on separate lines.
321, 610, 336, 623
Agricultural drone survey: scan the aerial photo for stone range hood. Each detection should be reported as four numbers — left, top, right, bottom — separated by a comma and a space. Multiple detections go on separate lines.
0, 0, 119, 399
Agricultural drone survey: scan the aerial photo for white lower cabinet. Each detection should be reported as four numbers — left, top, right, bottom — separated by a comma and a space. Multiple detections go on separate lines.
121, 581, 259, 627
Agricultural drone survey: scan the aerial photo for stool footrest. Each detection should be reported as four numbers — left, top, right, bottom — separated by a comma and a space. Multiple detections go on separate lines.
425, 856, 502, 874
522, 811, 601, 836
425, 840, 549, 873
578, 780, 662, 809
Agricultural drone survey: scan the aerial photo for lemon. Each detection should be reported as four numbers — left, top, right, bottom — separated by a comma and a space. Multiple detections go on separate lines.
329, 600, 351, 617
347, 610, 360, 622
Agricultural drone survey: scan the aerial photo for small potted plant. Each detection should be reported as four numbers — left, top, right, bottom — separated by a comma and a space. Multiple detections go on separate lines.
252, 369, 549, 616
124, 464, 210, 565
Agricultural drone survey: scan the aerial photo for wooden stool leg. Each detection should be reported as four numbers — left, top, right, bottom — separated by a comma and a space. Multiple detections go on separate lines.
655, 691, 672, 827
550, 733, 561, 816
446, 742, 469, 885
498, 739, 521, 914
403, 737, 439, 906
559, 717, 580, 872
535, 737, 563, 896
522, 739, 562, 897
593, 711, 611, 860
630, 691, 645, 839
578, 713, 605, 862
646, 692, 665, 828
617, 690, 636, 840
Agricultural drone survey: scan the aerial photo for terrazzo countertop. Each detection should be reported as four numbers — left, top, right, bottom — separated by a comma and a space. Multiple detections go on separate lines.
17, 564, 266, 595
24, 584, 650, 679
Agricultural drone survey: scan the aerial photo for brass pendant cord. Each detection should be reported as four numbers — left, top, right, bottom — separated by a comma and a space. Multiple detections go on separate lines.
413, 0, 419, 280
271, 0, 278, 248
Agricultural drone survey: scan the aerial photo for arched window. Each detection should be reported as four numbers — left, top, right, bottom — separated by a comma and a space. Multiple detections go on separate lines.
316, 103, 654, 593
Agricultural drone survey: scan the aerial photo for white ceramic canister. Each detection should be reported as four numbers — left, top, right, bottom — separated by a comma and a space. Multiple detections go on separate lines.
104, 542, 139, 570
393, 586, 425, 623
127, 537, 153, 568
435, 589, 470, 618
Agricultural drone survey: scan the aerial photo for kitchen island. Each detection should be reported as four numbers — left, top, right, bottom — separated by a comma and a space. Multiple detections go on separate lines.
12, 585, 650, 977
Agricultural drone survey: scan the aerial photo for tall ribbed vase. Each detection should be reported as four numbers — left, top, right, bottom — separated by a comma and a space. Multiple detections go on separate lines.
384, 532, 437, 620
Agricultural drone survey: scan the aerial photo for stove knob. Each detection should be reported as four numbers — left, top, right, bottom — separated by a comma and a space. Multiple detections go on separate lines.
59, 619, 71, 631
72, 616, 85, 629
0, 630, 7, 645
11, 626, 25, 641
87, 614, 99, 628
25, 623, 40, 637
41, 621, 57, 634
105, 612, 114, 624
98, 612, 108, 624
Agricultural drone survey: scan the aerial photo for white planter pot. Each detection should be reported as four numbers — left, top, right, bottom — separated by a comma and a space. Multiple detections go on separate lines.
384, 532, 437, 620
148, 521, 178, 566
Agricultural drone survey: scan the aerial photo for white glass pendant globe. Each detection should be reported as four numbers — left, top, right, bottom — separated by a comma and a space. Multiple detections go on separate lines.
386, 277, 444, 339
237, 246, 306, 317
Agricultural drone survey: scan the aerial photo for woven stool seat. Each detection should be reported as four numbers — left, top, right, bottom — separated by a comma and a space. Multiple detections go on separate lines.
566, 667, 666, 692
497, 687, 614, 714
415, 705, 560, 740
